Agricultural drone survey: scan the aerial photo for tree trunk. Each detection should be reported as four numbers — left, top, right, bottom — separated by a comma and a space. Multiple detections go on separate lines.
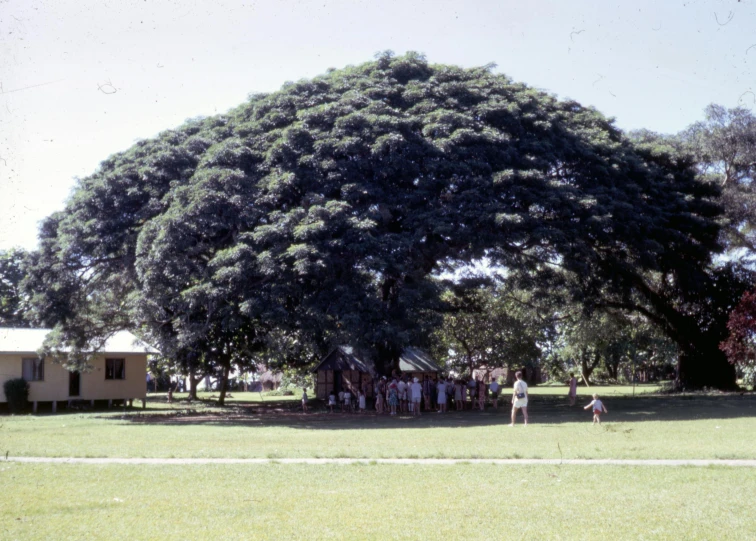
218, 362, 231, 406
580, 348, 601, 383
189, 373, 199, 400
676, 340, 737, 390
615, 269, 739, 390
375, 343, 400, 376
606, 352, 619, 380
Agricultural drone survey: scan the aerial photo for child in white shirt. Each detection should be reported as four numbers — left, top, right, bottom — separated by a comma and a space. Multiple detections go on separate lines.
338, 390, 345, 412
584, 393, 608, 424
343, 390, 352, 412
301, 388, 308, 413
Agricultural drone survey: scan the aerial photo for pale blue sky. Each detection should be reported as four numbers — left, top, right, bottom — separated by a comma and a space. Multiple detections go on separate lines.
1, 0, 754, 251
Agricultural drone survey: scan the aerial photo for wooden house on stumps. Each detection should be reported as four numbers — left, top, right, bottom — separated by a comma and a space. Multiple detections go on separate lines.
312, 346, 374, 399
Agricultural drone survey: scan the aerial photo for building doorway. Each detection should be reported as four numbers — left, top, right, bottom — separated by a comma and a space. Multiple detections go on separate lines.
333, 370, 342, 394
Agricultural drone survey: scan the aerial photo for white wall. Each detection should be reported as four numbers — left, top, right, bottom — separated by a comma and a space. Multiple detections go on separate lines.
0, 353, 147, 403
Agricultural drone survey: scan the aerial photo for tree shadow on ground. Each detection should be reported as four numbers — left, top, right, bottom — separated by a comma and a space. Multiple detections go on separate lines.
116, 393, 756, 430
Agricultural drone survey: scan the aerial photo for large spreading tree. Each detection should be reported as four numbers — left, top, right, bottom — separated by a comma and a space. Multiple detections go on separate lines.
26, 52, 737, 389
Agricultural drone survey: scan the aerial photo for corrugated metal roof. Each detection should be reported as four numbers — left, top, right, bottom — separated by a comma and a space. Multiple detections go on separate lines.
311, 346, 373, 373
398, 347, 441, 372
0, 328, 156, 355
312, 346, 440, 374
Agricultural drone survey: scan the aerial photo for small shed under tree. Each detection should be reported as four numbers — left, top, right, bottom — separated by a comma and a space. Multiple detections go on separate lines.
312, 346, 374, 399
397, 347, 442, 380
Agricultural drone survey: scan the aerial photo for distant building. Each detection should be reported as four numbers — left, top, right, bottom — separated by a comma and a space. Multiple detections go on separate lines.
0, 328, 153, 412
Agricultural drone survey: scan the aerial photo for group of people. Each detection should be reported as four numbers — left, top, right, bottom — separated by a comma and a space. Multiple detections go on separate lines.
305, 370, 609, 424
310, 370, 536, 424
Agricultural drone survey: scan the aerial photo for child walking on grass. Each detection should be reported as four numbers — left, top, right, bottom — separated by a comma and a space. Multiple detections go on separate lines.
302, 388, 308, 413
584, 393, 608, 424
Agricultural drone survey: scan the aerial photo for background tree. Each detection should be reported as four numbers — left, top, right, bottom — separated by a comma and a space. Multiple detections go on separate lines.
430, 279, 548, 376
683, 104, 756, 259
554, 310, 676, 384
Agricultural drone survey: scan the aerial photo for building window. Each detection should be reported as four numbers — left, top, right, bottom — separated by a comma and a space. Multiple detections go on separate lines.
22, 358, 44, 381
105, 358, 125, 380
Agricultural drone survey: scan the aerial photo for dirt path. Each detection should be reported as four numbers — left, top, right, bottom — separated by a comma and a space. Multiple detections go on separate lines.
5, 457, 756, 466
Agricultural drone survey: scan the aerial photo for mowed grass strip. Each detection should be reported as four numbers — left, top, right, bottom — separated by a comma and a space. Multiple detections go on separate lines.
2, 389, 755, 460
1, 463, 754, 540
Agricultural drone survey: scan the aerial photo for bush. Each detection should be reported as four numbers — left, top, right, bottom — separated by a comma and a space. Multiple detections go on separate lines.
3, 378, 29, 413
264, 388, 294, 397
740, 366, 756, 390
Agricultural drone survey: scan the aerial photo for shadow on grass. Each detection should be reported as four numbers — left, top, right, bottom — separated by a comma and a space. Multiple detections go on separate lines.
114, 392, 756, 430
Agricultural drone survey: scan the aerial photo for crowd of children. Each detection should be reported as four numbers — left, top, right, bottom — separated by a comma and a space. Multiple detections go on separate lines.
307, 371, 609, 424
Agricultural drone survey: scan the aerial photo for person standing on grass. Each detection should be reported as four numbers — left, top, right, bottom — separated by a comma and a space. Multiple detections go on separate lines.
509, 371, 528, 426
468, 377, 477, 410
358, 389, 366, 413
375, 380, 385, 414
344, 389, 353, 413
377, 377, 387, 413
328, 390, 337, 413
568, 373, 578, 406
397, 376, 407, 414
489, 377, 500, 409
302, 388, 308, 413
454, 379, 464, 411
423, 375, 433, 411
410, 377, 423, 416
584, 394, 608, 424
388, 379, 399, 415
436, 377, 448, 413
477, 377, 487, 411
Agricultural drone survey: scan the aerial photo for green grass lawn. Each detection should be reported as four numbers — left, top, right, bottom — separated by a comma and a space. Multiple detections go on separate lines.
2, 385, 755, 460
3, 385, 755, 540
2, 462, 754, 540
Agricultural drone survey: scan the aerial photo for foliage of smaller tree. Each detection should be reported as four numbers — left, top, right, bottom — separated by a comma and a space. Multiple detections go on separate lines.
721, 290, 756, 388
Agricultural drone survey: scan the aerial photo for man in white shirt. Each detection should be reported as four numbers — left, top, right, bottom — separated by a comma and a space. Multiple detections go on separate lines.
510, 370, 528, 426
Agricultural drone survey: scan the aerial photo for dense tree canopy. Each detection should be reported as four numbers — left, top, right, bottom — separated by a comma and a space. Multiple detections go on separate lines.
25, 52, 737, 389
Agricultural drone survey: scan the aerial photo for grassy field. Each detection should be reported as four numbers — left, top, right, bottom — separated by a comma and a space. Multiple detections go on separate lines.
2, 385, 755, 460
2, 462, 755, 540
3, 385, 756, 540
